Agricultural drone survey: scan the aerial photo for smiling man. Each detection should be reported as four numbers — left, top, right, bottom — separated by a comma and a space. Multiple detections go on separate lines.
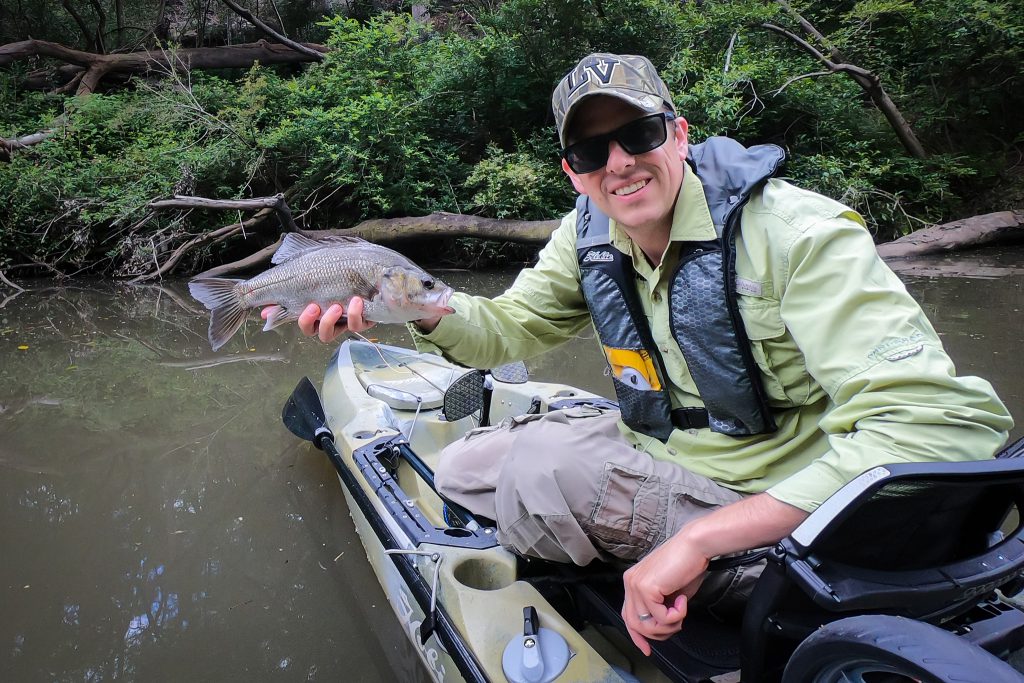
287, 53, 1012, 653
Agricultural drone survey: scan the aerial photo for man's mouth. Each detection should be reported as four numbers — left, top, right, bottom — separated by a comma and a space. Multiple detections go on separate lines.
613, 179, 648, 197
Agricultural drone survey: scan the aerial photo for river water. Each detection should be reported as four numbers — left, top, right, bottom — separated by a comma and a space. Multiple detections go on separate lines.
1, 250, 1023, 682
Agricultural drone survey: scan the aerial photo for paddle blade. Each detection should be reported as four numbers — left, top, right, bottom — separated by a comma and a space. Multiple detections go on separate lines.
282, 376, 329, 443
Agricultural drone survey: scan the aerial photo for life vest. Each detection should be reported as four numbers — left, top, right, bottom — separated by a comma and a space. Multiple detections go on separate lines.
576, 136, 784, 440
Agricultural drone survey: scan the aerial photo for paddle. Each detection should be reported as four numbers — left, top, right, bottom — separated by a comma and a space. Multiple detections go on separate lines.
282, 377, 489, 683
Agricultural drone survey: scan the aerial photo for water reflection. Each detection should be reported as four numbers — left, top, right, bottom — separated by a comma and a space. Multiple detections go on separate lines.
0, 254, 1022, 681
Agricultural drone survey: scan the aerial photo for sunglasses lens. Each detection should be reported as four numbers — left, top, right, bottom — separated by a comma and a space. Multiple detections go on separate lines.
565, 139, 607, 174
619, 115, 669, 155
564, 114, 670, 174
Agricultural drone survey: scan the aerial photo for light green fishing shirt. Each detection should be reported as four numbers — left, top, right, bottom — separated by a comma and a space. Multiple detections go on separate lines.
411, 170, 1013, 511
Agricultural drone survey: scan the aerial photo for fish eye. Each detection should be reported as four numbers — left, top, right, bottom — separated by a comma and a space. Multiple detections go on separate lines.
423, 279, 434, 290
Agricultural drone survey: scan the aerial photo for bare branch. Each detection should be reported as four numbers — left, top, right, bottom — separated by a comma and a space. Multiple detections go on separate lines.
131, 208, 277, 282
148, 193, 299, 232
60, 0, 96, 51
219, 0, 324, 61
0, 270, 26, 292
770, 70, 831, 96
723, 31, 738, 75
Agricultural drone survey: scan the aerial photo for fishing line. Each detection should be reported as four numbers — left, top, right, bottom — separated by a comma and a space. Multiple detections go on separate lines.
383, 549, 442, 617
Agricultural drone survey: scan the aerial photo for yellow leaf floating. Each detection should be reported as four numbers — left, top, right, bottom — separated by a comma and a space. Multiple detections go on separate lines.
17, 345, 29, 350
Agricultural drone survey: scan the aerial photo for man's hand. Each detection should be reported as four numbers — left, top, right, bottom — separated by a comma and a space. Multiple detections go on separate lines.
261, 298, 375, 344
260, 298, 446, 343
621, 533, 707, 655
621, 493, 809, 655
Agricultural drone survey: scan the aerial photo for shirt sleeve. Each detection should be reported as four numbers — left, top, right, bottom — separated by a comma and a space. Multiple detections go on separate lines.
766, 215, 1014, 511
408, 211, 594, 369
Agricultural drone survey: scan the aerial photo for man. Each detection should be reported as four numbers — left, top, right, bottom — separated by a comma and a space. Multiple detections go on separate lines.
276, 53, 1013, 654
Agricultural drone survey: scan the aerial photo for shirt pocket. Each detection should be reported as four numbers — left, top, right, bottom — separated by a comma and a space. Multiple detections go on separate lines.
737, 298, 811, 407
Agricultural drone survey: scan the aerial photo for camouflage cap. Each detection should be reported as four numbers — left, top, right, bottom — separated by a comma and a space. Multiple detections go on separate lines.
552, 53, 676, 148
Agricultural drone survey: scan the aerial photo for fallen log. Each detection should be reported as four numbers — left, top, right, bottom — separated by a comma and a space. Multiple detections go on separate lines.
193, 213, 560, 278
878, 210, 1024, 259
0, 39, 328, 96
318, 212, 559, 244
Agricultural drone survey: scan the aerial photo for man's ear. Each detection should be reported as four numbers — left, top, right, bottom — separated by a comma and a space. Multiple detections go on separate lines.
673, 115, 689, 161
561, 157, 587, 194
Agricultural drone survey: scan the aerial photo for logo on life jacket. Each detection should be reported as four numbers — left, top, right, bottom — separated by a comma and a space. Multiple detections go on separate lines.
582, 250, 615, 263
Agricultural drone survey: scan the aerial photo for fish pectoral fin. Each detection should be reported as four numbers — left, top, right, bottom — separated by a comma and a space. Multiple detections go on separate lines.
262, 305, 300, 331
349, 275, 379, 302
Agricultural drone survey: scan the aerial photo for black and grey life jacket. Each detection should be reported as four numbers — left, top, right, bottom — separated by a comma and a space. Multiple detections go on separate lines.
576, 136, 785, 440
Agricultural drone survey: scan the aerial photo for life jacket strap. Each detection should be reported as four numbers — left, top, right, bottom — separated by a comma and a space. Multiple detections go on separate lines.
670, 407, 710, 430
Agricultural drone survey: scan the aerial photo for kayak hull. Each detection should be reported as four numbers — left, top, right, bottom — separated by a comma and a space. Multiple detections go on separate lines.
319, 340, 649, 683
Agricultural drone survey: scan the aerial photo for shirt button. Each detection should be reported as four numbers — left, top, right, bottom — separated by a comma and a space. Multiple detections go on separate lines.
667, 448, 678, 455
653, 291, 663, 303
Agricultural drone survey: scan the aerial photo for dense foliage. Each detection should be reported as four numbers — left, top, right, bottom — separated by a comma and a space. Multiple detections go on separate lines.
1, 0, 1022, 276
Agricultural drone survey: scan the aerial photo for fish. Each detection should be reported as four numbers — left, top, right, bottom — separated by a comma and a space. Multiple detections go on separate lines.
188, 233, 455, 351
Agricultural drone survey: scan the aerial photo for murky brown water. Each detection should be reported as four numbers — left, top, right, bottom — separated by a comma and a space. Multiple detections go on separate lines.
1, 251, 1022, 682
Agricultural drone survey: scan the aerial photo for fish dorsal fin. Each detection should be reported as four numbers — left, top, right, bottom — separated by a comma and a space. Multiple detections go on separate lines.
271, 233, 367, 265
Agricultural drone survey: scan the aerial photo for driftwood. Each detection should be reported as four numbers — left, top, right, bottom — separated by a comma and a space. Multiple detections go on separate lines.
0, 39, 328, 96
877, 210, 1024, 259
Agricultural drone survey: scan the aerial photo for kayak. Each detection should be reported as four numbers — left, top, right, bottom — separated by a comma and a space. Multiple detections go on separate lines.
282, 339, 1024, 683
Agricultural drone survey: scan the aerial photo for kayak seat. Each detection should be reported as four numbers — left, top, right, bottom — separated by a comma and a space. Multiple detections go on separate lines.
741, 435, 1024, 681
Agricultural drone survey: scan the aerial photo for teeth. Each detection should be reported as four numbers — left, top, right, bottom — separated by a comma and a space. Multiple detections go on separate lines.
614, 180, 647, 196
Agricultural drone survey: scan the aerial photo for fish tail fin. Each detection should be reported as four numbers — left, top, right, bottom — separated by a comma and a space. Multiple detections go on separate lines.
188, 278, 247, 351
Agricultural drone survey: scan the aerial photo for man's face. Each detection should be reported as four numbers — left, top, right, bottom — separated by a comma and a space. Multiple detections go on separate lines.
561, 97, 688, 235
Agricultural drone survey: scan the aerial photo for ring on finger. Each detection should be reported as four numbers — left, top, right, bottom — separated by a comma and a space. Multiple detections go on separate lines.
638, 613, 653, 621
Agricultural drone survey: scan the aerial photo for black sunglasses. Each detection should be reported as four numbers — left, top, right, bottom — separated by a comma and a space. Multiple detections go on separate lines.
562, 112, 677, 174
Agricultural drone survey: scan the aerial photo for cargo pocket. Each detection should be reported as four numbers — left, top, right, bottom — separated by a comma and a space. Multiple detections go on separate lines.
585, 463, 666, 561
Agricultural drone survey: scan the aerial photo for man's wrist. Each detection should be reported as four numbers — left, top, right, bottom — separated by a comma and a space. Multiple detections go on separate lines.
413, 316, 442, 334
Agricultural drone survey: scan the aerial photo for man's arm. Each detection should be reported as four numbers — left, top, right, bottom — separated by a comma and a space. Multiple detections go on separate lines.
621, 493, 807, 655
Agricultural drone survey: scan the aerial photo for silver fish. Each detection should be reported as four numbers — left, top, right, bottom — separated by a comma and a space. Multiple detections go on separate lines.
188, 234, 454, 351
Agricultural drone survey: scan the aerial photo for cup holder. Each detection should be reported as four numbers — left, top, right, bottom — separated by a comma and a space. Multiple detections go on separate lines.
452, 558, 515, 591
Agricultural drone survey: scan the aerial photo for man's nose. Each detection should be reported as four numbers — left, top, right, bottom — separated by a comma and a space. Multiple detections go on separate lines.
606, 140, 635, 174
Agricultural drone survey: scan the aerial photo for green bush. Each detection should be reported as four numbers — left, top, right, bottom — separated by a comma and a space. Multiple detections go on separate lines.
466, 138, 574, 220
2, 0, 1022, 275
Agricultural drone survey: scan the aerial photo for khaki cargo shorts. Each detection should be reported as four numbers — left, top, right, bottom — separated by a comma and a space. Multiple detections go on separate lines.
435, 406, 763, 613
